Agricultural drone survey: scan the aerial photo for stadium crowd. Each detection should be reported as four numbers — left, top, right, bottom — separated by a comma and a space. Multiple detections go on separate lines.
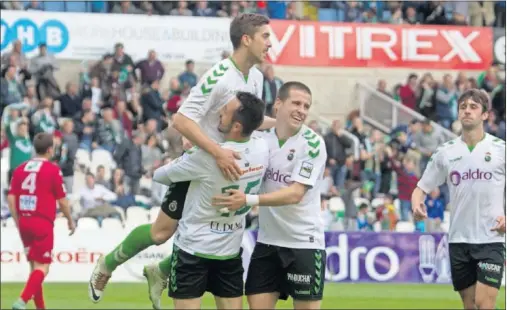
0, 2, 505, 235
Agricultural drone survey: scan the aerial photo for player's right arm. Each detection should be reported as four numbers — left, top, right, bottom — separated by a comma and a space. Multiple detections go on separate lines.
411, 147, 447, 220
173, 80, 242, 180
53, 167, 75, 235
7, 168, 21, 227
152, 148, 211, 186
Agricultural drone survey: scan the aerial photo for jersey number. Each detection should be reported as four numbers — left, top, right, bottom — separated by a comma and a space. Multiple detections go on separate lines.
21, 173, 37, 194
220, 179, 261, 217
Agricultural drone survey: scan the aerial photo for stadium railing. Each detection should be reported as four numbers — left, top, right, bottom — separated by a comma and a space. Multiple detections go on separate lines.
355, 81, 457, 142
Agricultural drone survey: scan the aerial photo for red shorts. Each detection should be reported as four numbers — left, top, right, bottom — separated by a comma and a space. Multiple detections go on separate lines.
19, 217, 54, 264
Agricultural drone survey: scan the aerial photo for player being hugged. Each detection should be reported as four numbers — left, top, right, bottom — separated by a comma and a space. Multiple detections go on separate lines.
89, 13, 273, 306
8, 133, 76, 310
411, 89, 506, 310
213, 82, 327, 310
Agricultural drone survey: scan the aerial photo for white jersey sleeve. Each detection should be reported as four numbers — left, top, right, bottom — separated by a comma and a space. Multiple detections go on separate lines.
290, 131, 327, 188
152, 148, 212, 185
417, 146, 447, 194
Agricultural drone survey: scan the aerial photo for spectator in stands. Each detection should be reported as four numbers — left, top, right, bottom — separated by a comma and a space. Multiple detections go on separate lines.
404, 5, 419, 24
376, 79, 391, 98
0, 65, 25, 111
162, 114, 183, 159
114, 130, 145, 195
340, 1, 364, 22
3, 112, 31, 181
166, 77, 183, 115
484, 110, 502, 138
325, 119, 352, 189
357, 203, 373, 231
1, 1, 23, 10
416, 73, 436, 118
114, 100, 134, 138
399, 73, 418, 111
469, 1, 496, 26
435, 74, 460, 129
178, 59, 198, 89
75, 109, 96, 151
25, 0, 42, 10
140, 79, 166, 128
480, 67, 500, 93
30, 96, 58, 135
82, 77, 103, 114
29, 43, 61, 100
152, 1, 173, 15
135, 50, 165, 86
425, 187, 445, 232
112, 43, 135, 76
375, 195, 398, 231
1, 47, 31, 85
385, 146, 418, 222
308, 120, 323, 136
58, 120, 78, 193
170, 0, 193, 16
111, 1, 143, 14
228, 2, 241, 17
142, 134, 163, 176
195, 0, 215, 16
93, 107, 123, 152
319, 167, 339, 208
419, 1, 447, 25
24, 82, 39, 111
343, 173, 363, 231
78, 172, 120, 223
496, 1, 506, 27
110, 184, 139, 210
413, 119, 445, 172
350, 117, 374, 183
262, 65, 283, 117
362, 6, 378, 23
94, 165, 110, 189
59, 82, 82, 118
378, 146, 394, 195
110, 168, 124, 193
89, 54, 113, 91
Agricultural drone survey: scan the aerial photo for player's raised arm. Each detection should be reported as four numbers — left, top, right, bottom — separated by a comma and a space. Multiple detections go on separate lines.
152, 148, 211, 186
411, 146, 447, 221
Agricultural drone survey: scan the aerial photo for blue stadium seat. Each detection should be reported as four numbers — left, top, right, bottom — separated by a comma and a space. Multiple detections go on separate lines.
42, 1, 65, 12
91, 1, 106, 13
318, 8, 338, 22
382, 10, 391, 22
337, 8, 345, 22
65, 1, 88, 12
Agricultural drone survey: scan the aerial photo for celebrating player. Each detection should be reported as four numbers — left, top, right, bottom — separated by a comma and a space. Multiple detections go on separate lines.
153, 91, 267, 309
8, 133, 76, 310
88, 13, 273, 305
213, 81, 327, 310
411, 89, 505, 309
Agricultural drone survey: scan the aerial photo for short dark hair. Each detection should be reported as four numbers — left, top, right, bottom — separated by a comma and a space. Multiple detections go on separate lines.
233, 91, 266, 137
458, 89, 490, 112
33, 133, 54, 155
229, 13, 270, 50
277, 81, 312, 102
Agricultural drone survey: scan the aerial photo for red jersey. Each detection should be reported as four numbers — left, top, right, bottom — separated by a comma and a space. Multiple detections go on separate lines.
8, 158, 66, 223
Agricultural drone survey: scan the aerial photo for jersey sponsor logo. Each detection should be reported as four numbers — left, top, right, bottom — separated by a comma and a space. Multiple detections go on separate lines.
299, 161, 313, 179
264, 168, 291, 184
449, 156, 462, 163
19, 195, 37, 211
478, 262, 502, 274
287, 273, 311, 284
241, 165, 264, 176
449, 169, 493, 185
209, 220, 243, 234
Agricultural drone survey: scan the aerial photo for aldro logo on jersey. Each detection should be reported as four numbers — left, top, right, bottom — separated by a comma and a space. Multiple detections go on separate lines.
449, 169, 493, 186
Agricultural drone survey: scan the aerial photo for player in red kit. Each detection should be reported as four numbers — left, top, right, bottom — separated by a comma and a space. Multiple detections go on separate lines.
7, 132, 76, 310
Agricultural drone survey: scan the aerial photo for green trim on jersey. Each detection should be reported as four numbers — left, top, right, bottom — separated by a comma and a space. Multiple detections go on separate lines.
228, 57, 248, 82
201, 62, 230, 95
464, 133, 486, 153
225, 137, 250, 144
5, 121, 32, 171
278, 139, 286, 147
303, 128, 321, 158
194, 251, 239, 260
275, 126, 301, 148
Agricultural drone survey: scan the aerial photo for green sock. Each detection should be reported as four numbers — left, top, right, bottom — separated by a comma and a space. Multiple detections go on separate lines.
104, 224, 154, 272
158, 255, 172, 277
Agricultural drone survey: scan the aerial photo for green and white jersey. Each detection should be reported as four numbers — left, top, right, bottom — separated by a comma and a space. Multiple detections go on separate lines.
178, 58, 264, 143
256, 125, 327, 250
152, 137, 269, 259
418, 133, 506, 244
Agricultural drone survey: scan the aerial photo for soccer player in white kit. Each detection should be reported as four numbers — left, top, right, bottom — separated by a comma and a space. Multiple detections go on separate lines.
88, 14, 273, 306
411, 89, 505, 310
153, 92, 269, 310
213, 82, 327, 310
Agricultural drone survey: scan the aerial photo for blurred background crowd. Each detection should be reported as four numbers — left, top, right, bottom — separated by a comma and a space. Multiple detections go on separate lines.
0, 1, 505, 234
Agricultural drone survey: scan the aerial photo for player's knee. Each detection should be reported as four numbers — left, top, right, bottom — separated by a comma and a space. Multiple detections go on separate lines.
33, 263, 50, 276
149, 226, 172, 245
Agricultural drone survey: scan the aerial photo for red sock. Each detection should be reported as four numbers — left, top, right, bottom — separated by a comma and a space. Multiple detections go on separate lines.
33, 286, 45, 309
20, 269, 45, 303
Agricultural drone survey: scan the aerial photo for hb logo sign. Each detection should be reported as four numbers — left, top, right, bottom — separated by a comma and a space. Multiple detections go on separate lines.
1, 17, 69, 54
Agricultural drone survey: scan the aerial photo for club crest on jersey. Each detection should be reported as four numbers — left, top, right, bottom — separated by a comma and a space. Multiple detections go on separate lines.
299, 161, 313, 179
485, 152, 491, 162
287, 149, 295, 161
168, 200, 178, 212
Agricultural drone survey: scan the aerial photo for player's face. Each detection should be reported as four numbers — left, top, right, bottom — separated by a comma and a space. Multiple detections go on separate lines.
247, 25, 271, 63
276, 89, 312, 131
458, 98, 488, 131
218, 99, 241, 134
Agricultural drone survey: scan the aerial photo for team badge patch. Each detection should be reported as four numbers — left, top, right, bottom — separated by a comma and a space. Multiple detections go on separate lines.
168, 201, 178, 212
299, 161, 313, 178
288, 149, 295, 161
485, 152, 491, 162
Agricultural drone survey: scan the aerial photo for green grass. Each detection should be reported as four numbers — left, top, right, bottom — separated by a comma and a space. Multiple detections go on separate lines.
1, 282, 505, 309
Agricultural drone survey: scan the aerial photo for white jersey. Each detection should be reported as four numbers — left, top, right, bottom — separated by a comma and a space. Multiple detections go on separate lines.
153, 137, 269, 258
418, 134, 506, 244
178, 58, 264, 143
256, 125, 327, 250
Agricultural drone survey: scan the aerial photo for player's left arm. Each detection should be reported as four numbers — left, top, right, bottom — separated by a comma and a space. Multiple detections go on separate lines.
6, 170, 20, 227
152, 148, 211, 186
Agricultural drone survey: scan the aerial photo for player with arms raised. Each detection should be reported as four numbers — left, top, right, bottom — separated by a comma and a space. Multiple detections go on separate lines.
411, 89, 505, 310
89, 13, 274, 306
213, 82, 327, 310
8, 133, 76, 310
154, 92, 267, 309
